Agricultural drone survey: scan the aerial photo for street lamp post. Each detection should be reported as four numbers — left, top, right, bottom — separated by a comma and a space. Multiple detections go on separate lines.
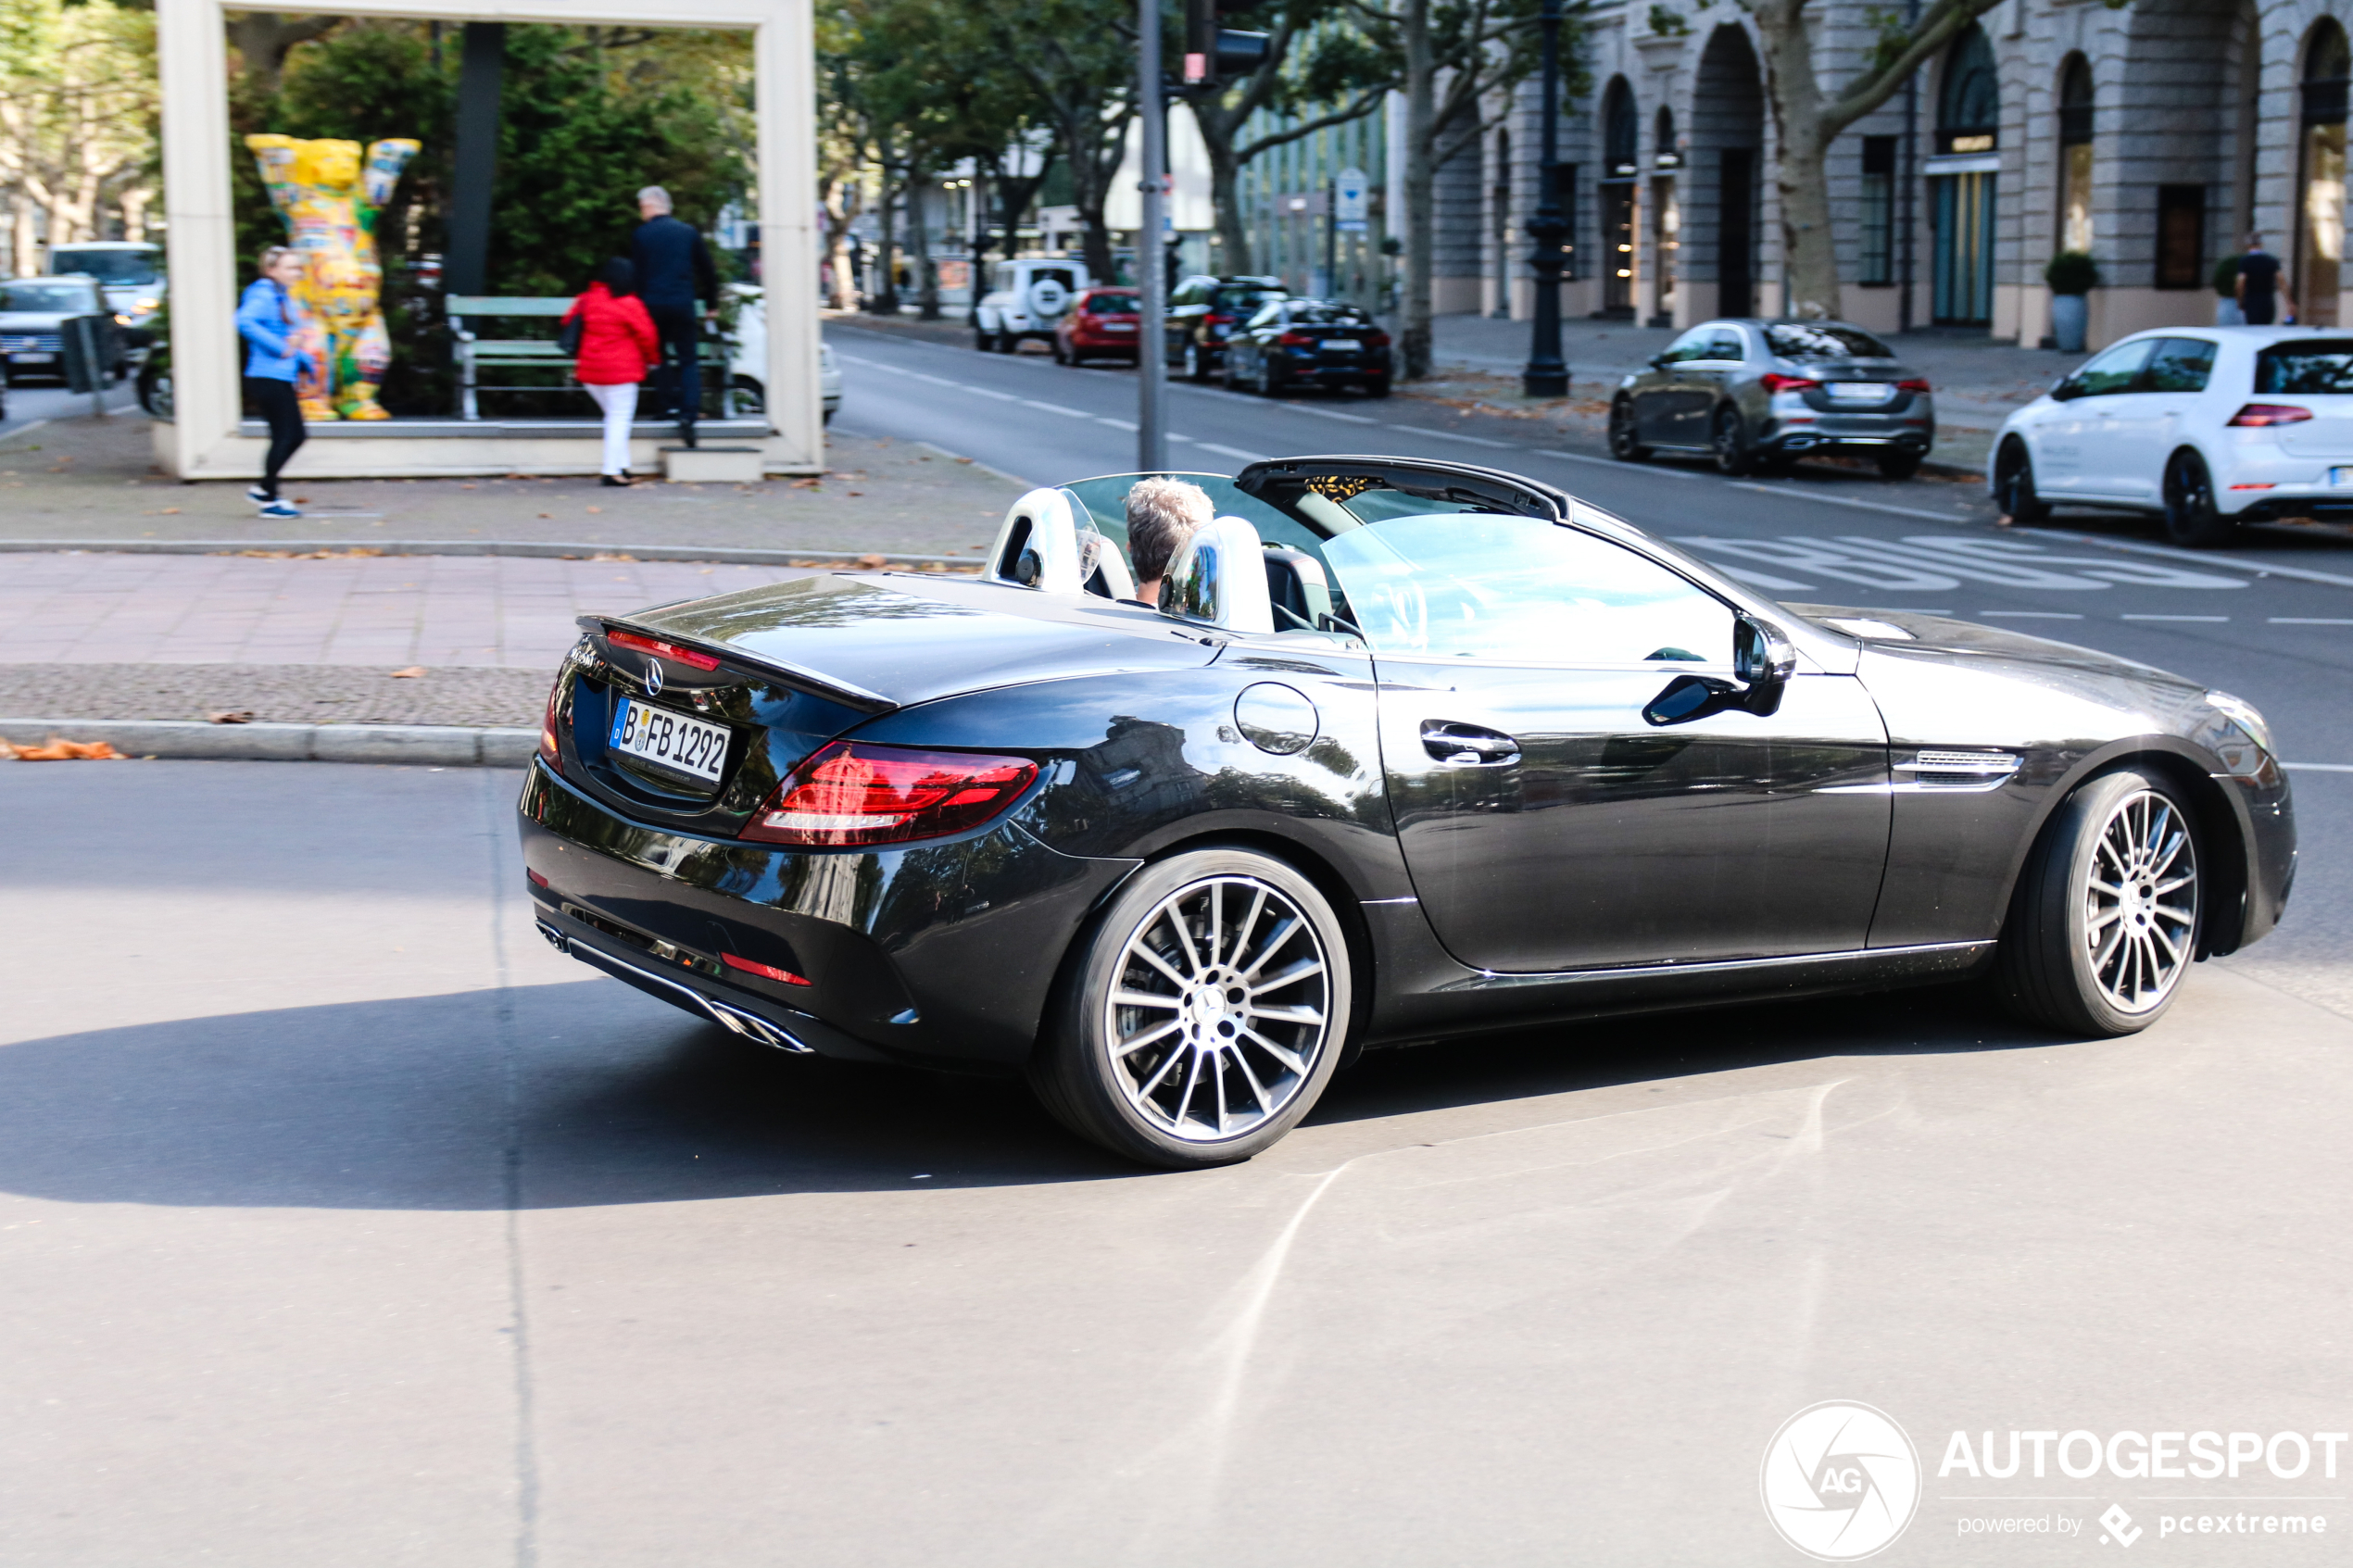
1521, 0, 1568, 398
1137, 0, 1169, 472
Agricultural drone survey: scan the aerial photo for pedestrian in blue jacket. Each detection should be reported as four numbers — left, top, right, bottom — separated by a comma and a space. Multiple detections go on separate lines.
236, 247, 315, 518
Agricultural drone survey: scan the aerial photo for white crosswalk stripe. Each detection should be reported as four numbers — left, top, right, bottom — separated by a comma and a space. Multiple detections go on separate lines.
1673, 533, 2256, 594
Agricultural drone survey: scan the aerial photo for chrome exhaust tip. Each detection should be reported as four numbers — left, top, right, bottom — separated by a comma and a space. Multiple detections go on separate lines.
537, 921, 569, 955
705, 998, 813, 1055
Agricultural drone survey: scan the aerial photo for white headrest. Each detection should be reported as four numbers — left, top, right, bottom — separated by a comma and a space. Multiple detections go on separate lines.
1162, 515, 1273, 634
985, 486, 1135, 598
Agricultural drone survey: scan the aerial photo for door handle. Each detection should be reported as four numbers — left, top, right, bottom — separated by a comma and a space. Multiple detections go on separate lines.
1422, 721, 1520, 765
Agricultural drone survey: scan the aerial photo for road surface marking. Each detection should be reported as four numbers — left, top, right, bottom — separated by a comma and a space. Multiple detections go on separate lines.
2285, 762, 2353, 772
1403, 427, 1516, 448
1979, 610, 2084, 618
965, 386, 1021, 401
1529, 447, 1705, 478
2036, 528, 2353, 589
1730, 481, 1975, 523
1097, 417, 1139, 431
2271, 616, 2353, 623
1197, 443, 1273, 462
2120, 614, 2230, 621
1020, 399, 1092, 418
1295, 407, 1380, 424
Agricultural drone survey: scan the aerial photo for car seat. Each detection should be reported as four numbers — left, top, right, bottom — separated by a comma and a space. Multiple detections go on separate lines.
1161, 516, 1276, 633
985, 486, 1138, 599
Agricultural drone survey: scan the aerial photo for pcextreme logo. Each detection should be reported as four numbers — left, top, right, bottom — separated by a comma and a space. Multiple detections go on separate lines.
1761, 1401, 1924, 1561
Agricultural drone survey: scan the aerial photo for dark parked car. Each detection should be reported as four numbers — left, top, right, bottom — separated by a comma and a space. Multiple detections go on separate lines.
1165, 274, 1287, 380
0, 275, 126, 386
1611, 319, 1936, 479
520, 455, 2293, 1169
1220, 298, 1391, 397
1051, 286, 1143, 366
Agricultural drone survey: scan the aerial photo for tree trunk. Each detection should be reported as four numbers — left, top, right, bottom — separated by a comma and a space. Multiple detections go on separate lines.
1750, 0, 1838, 320
120, 186, 155, 245
1203, 131, 1252, 275
908, 165, 939, 320
226, 13, 338, 94
871, 132, 900, 314
1401, 20, 1439, 378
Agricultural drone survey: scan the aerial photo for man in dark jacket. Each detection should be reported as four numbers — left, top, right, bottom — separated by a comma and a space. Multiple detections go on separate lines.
630, 185, 720, 445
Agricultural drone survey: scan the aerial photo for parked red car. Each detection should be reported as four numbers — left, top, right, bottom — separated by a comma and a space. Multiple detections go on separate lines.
1051, 287, 1143, 366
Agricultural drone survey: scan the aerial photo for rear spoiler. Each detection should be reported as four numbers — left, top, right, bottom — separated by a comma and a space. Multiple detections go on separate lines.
578, 615, 899, 714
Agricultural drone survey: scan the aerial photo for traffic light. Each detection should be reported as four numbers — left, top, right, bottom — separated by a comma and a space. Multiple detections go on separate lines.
1181, 0, 1269, 89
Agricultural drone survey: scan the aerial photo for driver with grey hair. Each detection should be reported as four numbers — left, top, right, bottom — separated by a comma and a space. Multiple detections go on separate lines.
1124, 477, 1215, 607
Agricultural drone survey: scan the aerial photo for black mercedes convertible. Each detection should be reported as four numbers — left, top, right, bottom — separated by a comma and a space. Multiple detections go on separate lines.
518, 457, 2296, 1168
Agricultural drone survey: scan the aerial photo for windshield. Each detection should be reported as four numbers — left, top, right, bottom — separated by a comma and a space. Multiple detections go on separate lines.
0, 281, 98, 312
1289, 304, 1370, 325
1318, 513, 1735, 664
51, 249, 160, 284
1084, 294, 1139, 314
1764, 323, 1894, 360
1213, 286, 1285, 316
2255, 340, 2353, 394
1057, 472, 1327, 575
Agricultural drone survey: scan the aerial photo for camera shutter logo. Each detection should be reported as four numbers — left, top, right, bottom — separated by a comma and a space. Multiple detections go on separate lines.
1760, 1401, 1922, 1561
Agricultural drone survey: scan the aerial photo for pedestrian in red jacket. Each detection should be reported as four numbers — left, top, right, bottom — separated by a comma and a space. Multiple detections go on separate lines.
565, 258, 661, 485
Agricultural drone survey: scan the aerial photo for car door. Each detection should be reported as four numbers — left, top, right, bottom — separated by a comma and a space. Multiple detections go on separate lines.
1672, 325, 1752, 445
2034, 338, 2156, 496
1327, 511, 1891, 973
2099, 336, 2218, 502
1633, 327, 1713, 444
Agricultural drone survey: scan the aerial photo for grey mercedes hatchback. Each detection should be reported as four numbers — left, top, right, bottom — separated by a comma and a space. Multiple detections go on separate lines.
1609, 319, 1936, 479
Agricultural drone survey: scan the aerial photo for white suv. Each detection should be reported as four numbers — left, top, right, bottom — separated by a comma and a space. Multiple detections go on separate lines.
975, 259, 1088, 354
1991, 325, 2353, 546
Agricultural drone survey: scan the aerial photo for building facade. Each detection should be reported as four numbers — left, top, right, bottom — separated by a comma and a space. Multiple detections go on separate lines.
1449, 0, 2350, 350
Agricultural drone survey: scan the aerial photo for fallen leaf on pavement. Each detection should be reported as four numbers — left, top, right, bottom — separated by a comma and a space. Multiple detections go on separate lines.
791, 477, 822, 489
847, 491, 863, 496
208, 710, 257, 725
5, 737, 122, 760
585, 505, 602, 513
389, 666, 427, 678
156, 507, 182, 515
855, 553, 887, 569
955, 457, 974, 464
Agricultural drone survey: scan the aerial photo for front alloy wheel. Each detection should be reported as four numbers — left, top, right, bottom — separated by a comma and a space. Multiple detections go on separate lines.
1994, 440, 2049, 525
1608, 398, 1649, 461
1995, 769, 2202, 1035
2162, 449, 2233, 547
1028, 848, 1353, 1167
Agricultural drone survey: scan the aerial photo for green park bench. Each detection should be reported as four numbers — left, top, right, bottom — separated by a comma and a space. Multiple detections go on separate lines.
447, 295, 574, 420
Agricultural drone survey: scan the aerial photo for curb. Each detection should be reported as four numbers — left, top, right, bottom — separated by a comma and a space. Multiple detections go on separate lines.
0, 539, 981, 568
1, 718, 538, 767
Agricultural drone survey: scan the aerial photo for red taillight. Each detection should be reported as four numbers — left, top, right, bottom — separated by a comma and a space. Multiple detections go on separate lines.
1277, 330, 1318, 347
527, 868, 549, 888
2228, 403, 2314, 427
1760, 372, 1820, 395
721, 951, 812, 986
740, 742, 1039, 847
1896, 377, 1931, 393
1365, 331, 1391, 347
607, 627, 722, 671
539, 676, 563, 770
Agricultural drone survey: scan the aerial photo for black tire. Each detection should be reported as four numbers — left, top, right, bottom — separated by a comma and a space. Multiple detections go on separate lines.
135, 359, 171, 420
1026, 847, 1355, 1169
1051, 338, 1069, 365
1994, 439, 2049, 525
975, 328, 993, 352
1876, 448, 1924, 481
997, 331, 1020, 355
1362, 377, 1391, 398
727, 373, 765, 417
2162, 448, 2234, 547
1608, 397, 1649, 461
1994, 768, 2204, 1037
1709, 405, 1755, 476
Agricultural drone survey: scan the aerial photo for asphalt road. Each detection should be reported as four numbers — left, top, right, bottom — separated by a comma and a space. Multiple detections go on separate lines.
3, 761, 2347, 1566
6, 345, 2350, 1563
0, 373, 140, 439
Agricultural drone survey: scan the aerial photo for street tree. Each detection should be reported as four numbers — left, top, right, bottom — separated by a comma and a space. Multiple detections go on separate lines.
0, 0, 159, 274
972, 0, 1136, 285
1738, 0, 2021, 319
1186, 1, 1392, 275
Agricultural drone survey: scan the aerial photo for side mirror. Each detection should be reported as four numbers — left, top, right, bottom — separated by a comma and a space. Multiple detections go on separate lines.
1647, 354, 1670, 370
1733, 615, 1796, 714
2049, 376, 2080, 401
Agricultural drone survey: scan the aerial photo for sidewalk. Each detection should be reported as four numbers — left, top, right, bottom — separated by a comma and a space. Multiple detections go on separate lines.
0, 410, 1022, 742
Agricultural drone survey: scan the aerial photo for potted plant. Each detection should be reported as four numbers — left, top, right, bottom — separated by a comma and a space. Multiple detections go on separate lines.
2045, 250, 2100, 352
2214, 255, 2246, 326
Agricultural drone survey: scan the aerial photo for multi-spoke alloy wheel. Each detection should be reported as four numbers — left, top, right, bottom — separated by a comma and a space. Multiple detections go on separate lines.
1996, 769, 2204, 1035
1029, 848, 1353, 1167
1103, 875, 1330, 1140
2082, 788, 2198, 1014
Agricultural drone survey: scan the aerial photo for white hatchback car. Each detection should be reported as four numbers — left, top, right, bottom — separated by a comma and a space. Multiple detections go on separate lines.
1991, 326, 2353, 546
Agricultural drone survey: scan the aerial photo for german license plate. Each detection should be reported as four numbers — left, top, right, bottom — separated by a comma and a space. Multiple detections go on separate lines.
1321, 338, 1362, 352
609, 698, 730, 784
11, 351, 56, 364
1828, 382, 1894, 403
1103, 321, 1136, 332
2332, 467, 2353, 487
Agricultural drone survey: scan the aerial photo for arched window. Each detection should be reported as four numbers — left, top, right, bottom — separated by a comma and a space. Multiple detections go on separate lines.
1604, 79, 1640, 178
1938, 24, 1999, 153
2058, 54, 2094, 252
2299, 19, 2350, 325
1654, 106, 1680, 169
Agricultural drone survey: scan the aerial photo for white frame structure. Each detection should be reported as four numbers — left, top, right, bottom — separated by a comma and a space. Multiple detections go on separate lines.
156, 0, 820, 478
